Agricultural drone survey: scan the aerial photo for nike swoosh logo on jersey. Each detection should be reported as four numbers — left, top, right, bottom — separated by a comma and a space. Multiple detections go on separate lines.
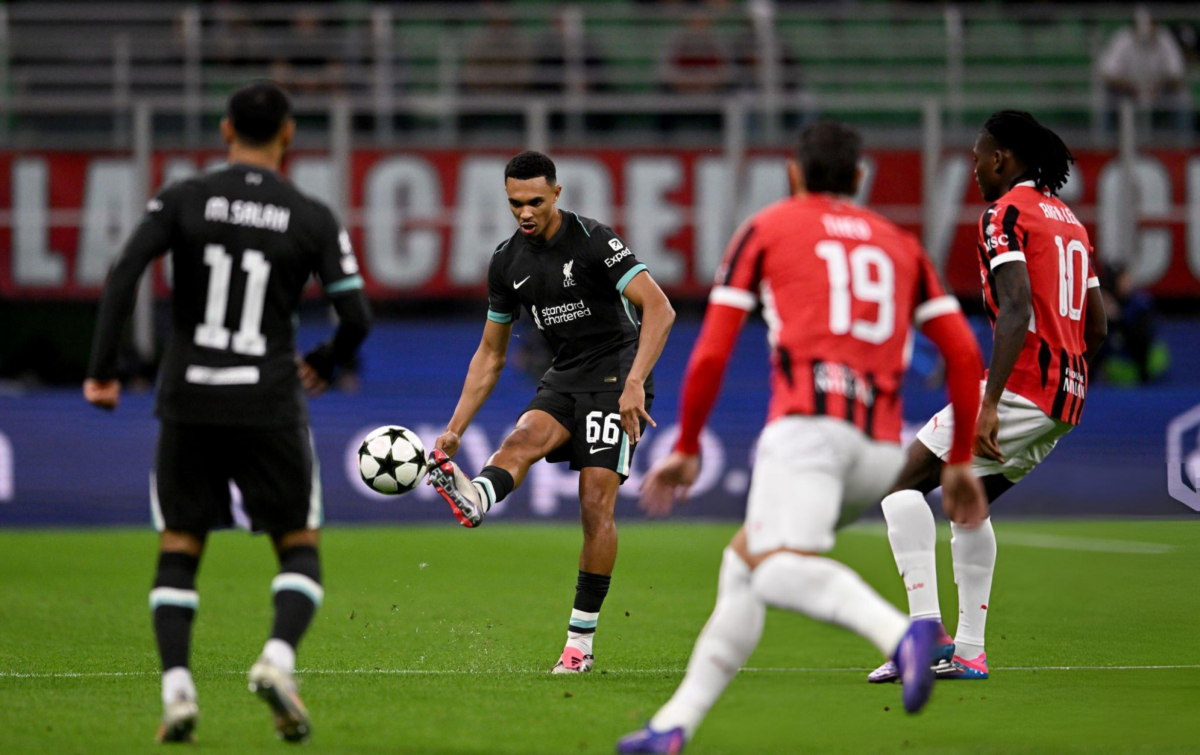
589, 446, 612, 454
514, 276, 531, 289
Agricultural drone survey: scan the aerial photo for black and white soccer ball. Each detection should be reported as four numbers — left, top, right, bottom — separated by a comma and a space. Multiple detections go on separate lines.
357, 426, 428, 495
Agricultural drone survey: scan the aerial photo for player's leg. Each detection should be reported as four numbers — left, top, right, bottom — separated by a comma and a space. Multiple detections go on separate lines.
742, 420, 937, 712
625, 529, 764, 752
429, 393, 573, 528
152, 529, 206, 744
236, 426, 323, 743
149, 421, 230, 743
553, 466, 620, 673
621, 418, 933, 752
868, 437, 956, 682
246, 527, 321, 744
554, 391, 649, 673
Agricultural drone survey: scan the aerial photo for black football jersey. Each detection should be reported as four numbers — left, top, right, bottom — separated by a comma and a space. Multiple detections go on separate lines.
88, 163, 364, 427
486, 211, 653, 395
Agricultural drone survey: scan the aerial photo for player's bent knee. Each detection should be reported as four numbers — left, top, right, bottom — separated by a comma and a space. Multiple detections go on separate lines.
498, 423, 560, 463
160, 529, 205, 557
889, 441, 943, 495
273, 528, 319, 552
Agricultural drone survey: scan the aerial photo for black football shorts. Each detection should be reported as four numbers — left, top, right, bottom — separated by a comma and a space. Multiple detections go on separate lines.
522, 387, 652, 482
152, 421, 322, 536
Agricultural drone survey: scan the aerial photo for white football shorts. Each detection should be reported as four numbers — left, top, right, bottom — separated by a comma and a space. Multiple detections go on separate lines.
916, 385, 1073, 483
745, 415, 905, 555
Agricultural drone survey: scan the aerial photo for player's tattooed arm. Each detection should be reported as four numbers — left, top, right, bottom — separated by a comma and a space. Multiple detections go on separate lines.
978, 261, 1033, 461
618, 271, 675, 444
1084, 286, 1108, 363
435, 320, 514, 457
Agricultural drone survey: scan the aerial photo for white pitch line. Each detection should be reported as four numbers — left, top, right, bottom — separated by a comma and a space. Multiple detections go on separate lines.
3, 664, 1198, 679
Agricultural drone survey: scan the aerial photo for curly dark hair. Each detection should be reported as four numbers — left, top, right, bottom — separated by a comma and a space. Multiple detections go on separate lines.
504, 151, 557, 185
982, 110, 1075, 196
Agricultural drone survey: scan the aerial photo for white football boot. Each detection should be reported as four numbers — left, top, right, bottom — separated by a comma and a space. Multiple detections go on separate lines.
156, 694, 199, 744
248, 657, 311, 743
427, 449, 486, 528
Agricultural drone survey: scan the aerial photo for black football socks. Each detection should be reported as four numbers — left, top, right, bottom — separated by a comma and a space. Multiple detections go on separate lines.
150, 551, 200, 673
471, 465, 515, 513
567, 571, 611, 655
264, 545, 323, 672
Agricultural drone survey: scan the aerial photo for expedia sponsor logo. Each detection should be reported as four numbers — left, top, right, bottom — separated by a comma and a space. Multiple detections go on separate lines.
605, 247, 632, 268
607, 238, 623, 251
535, 300, 592, 327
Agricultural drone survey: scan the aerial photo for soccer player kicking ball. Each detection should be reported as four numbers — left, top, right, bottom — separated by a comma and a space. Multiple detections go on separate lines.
868, 111, 1107, 684
617, 121, 988, 754
84, 81, 371, 743
428, 151, 675, 674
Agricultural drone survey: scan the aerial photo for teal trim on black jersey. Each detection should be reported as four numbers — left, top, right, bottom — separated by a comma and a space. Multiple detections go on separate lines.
487, 309, 514, 324
616, 263, 648, 293
571, 211, 591, 237
324, 275, 364, 294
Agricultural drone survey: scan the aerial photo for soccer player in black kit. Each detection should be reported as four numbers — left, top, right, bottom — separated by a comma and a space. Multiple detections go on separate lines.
428, 151, 675, 673
84, 81, 370, 743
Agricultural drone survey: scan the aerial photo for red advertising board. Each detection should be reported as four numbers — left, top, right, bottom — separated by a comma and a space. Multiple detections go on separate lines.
2, 148, 1198, 300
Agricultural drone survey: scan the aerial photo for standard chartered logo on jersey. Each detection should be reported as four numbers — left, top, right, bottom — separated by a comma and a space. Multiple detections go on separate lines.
531, 301, 592, 330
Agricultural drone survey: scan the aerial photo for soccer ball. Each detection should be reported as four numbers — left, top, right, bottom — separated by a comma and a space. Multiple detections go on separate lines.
357, 426, 428, 495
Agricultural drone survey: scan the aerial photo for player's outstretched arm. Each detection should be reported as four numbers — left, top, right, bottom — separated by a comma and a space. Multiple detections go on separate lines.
618, 272, 675, 444
435, 320, 513, 457
84, 193, 176, 410
1084, 286, 1108, 363
978, 261, 1032, 461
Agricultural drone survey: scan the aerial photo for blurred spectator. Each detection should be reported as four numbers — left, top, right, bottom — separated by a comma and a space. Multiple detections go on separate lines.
462, 9, 534, 92
270, 10, 347, 94
1094, 266, 1170, 385
1098, 6, 1191, 135
532, 13, 607, 94
660, 3, 732, 95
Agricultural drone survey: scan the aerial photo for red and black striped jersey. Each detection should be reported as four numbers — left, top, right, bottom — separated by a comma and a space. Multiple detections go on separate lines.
708, 193, 960, 444
977, 181, 1097, 425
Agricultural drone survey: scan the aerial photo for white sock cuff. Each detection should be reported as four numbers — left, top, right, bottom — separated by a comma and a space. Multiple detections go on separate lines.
263, 638, 297, 674
161, 666, 196, 706
472, 478, 495, 511
271, 573, 324, 607
149, 587, 199, 611
569, 608, 599, 632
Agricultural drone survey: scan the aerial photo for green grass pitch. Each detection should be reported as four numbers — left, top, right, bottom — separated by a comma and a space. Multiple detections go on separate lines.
1, 520, 1198, 753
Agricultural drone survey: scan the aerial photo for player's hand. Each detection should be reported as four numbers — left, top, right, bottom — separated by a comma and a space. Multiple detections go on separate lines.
434, 429, 461, 458
619, 379, 656, 444
298, 361, 329, 398
940, 462, 988, 528
974, 402, 1004, 462
640, 451, 700, 518
83, 378, 121, 411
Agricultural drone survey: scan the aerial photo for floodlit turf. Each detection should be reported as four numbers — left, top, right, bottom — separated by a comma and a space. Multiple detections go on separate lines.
1, 520, 1198, 753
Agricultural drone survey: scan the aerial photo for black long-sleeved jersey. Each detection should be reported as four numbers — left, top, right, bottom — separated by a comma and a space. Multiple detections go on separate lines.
87, 163, 371, 427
